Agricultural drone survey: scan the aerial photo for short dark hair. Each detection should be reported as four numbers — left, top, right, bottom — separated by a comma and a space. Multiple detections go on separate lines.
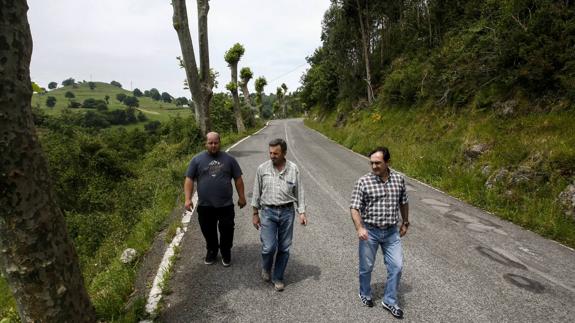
368, 146, 390, 161
269, 138, 287, 153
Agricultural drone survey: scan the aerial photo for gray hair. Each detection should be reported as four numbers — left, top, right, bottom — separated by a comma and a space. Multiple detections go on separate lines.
269, 138, 287, 153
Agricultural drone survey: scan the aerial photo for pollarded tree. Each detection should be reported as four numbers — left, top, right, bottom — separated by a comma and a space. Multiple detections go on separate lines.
254, 76, 267, 116
0, 2, 96, 321
274, 86, 286, 118
224, 43, 246, 133
239, 67, 253, 106
48, 81, 58, 90
172, 0, 214, 135
280, 83, 288, 117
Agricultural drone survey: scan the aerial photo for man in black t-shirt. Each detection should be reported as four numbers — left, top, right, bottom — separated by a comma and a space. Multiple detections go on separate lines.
184, 132, 246, 267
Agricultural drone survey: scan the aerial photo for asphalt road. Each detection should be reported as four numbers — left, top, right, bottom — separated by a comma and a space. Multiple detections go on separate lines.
160, 119, 575, 322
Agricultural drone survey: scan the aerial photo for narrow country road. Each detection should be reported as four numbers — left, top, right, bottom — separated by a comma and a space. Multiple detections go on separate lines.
160, 119, 575, 322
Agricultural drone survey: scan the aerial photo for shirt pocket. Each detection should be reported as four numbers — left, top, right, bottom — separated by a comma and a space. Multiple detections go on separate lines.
283, 173, 297, 193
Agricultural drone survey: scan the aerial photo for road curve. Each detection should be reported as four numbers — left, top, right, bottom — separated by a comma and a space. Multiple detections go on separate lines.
160, 119, 575, 322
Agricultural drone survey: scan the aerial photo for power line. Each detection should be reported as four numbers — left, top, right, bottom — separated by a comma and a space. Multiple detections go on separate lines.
268, 62, 309, 83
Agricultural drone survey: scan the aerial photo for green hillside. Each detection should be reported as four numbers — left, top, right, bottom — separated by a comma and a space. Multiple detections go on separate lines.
301, 0, 575, 247
32, 81, 193, 123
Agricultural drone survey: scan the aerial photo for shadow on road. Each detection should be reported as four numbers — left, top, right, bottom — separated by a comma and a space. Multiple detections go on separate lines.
161, 243, 322, 322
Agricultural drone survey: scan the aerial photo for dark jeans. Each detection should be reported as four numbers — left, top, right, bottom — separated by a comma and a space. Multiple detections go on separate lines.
197, 205, 235, 257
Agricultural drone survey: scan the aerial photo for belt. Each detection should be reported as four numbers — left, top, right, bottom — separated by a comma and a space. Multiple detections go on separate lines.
264, 203, 293, 209
365, 223, 395, 229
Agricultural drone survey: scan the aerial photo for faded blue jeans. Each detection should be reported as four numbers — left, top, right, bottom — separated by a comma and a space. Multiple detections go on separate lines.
260, 205, 295, 282
359, 224, 403, 305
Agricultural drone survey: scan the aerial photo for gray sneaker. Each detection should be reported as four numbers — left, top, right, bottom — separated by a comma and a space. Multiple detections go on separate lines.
261, 269, 271, 282
273, 281, 285, 292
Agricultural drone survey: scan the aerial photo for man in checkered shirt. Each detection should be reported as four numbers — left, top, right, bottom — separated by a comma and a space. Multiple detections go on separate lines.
350, 146, 410, 319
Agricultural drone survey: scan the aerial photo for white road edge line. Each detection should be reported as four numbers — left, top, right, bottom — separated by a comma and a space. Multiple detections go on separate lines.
142, 123, 269, 320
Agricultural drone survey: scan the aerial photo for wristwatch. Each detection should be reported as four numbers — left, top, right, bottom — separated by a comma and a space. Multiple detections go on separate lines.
403, 221, 410, 227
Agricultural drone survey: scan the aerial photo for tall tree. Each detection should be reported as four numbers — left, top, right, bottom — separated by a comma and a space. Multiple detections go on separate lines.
281, 83, 288, 117
354, 0, 375, 103
172, 0, 213, 135
239, 67, 254, 106
254, 76, 267, 116
0, 1, 96, 321
224, 43, 246, 132
276, 86, 285, 118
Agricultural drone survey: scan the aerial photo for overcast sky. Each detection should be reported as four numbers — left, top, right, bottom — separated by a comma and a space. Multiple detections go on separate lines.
28, 0, 331, 99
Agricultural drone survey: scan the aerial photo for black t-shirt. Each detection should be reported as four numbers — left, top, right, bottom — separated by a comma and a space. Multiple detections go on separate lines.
185, 151, 242, 207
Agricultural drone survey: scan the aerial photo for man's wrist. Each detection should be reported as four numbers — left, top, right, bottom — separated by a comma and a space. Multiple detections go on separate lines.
402, 221, 410, 227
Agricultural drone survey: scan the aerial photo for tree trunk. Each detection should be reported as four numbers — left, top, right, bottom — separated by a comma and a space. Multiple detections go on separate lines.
356, 0, 374, 104
240, 83, 253, 107
230, 64, 245, 132
0, 1, 96, 321
173, 0, 212, 134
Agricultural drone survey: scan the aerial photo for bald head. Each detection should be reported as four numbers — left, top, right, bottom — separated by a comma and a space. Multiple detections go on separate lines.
205, 132, 221, 155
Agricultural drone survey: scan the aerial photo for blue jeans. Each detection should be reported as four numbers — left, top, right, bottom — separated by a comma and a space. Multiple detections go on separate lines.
260, 205, 295, 282
359, 224, 403, 305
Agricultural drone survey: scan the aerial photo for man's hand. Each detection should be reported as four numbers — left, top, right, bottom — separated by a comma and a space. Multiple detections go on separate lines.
298, 213, 307, 226
238, 197, 246, 208
252, 213, 261, 230
357, 227, 368, 240
184, 199, 193, 211
400, 223, 409, 237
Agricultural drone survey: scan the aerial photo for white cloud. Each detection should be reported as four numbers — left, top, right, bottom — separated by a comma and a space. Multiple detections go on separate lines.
28, 0, 331, 98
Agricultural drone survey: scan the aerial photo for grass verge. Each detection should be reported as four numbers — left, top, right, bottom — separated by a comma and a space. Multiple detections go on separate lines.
306, 104, 575, 248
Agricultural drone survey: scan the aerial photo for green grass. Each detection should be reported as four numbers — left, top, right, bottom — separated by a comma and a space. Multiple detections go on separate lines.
32, 82, 193, 123
306, 104, 575, 248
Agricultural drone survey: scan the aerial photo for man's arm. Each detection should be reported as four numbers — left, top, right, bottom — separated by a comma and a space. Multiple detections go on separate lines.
295, 167, 307, 225
251, 168, 262, 230
184, 177, 194, 211
351, 208, 368, 240
234, 176, 246, 208
399, 203, 409, 237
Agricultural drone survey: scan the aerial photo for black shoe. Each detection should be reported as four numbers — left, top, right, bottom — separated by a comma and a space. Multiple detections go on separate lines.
221, 255, 231, 267
204, 250, 217, 265
359, 294, 374, 307
382, 302, 404, 319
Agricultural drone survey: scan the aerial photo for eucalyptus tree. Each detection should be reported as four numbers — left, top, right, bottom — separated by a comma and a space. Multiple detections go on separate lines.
239, 67, 253, 106
276, 86, 285, 118
224, 43, 246, 132
280, 83, 288, 117
172, 0, 213, 134
0, 2, 96, 321
254, 76, 267, 116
